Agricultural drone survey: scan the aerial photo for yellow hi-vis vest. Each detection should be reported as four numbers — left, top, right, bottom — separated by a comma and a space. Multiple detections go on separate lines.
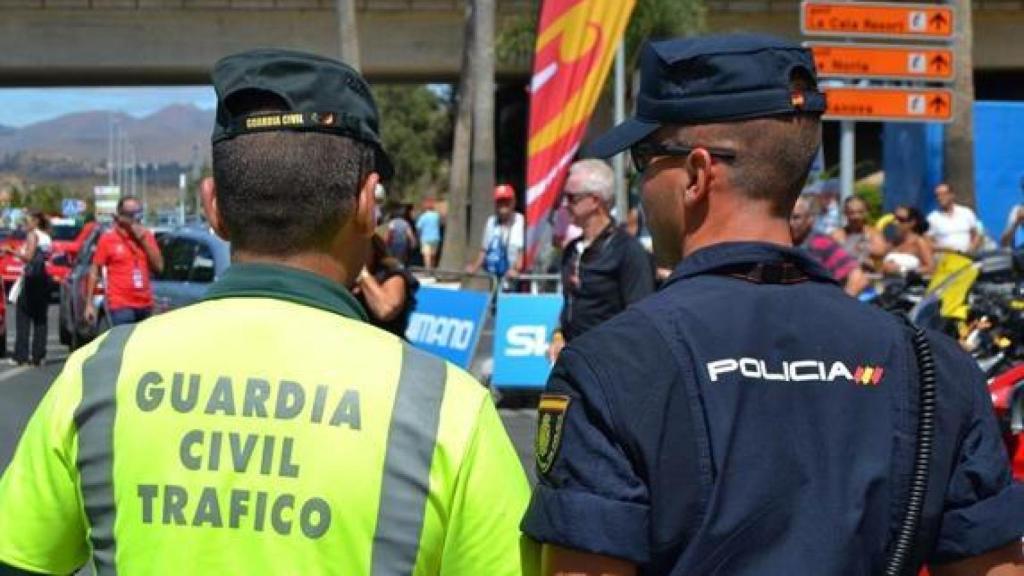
0, 265, 536, 576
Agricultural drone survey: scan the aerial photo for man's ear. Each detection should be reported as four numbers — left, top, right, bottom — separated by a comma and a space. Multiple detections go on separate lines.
355, 172, 381, 237
683, 149, 713, 209
200, 177, 230, 241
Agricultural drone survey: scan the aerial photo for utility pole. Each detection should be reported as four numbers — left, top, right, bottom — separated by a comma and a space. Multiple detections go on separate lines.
108, 115, 114, 186
129, 145, 137, 198
142, 163, 148, 221
613, 40, 627, 221
337, 0, 361, 70
840, 121, 855, 202
944, 0, 975, 208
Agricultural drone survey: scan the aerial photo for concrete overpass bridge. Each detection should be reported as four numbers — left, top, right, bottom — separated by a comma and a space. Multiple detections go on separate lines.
0, 0, 1022, 87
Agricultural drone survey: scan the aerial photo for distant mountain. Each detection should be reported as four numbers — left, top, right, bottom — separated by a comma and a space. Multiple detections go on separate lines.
0, 104, 214, 165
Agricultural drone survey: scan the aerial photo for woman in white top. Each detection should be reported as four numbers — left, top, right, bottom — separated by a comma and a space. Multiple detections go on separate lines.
883, 205, 934, 277
2, 210, 52, 366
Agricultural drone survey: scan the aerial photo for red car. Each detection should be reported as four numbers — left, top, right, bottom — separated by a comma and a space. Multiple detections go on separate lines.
48, 219, 96, 285
0, 219, 95, 288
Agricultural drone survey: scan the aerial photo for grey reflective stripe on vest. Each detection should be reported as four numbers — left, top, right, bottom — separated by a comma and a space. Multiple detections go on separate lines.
370, 345, 448, 575
74, 325, 136, 576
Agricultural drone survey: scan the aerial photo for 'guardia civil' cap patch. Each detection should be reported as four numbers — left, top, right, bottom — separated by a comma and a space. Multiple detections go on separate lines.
210, 49, 394, 179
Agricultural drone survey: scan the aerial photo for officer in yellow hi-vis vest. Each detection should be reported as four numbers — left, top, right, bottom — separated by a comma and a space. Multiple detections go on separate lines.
0, 49, 538, 576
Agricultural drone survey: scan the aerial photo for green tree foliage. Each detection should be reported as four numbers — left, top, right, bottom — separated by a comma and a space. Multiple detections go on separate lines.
8, 186, 23, 208
626, 0, 706, 67
26, 183, 65, 215
373, 85, 452, 201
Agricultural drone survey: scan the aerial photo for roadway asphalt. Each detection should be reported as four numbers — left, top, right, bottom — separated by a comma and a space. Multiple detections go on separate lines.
0, 304, 540, 483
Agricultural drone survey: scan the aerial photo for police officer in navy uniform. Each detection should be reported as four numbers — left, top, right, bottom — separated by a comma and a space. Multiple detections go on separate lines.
521, 34, 1024, 576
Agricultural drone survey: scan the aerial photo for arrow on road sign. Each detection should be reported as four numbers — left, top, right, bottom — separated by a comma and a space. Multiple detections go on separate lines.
929, 54, 950, 73
822, 86, 953, 123
802, 1, 954, 39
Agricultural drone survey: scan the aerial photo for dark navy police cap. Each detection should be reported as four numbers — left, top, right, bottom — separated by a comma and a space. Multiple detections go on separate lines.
588, 34, 826, 158
210, 48, 393, 178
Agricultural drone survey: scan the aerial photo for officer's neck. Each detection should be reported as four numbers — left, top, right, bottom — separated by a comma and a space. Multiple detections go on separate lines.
232, 251, 357, 287
683, 203, 793, 258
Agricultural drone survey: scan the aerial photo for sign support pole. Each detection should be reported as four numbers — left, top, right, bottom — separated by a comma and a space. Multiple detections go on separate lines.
613, 40, 627, 222
840, 120, 856, 201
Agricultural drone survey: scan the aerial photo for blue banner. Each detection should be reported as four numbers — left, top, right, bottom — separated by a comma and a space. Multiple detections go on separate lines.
492, 294, 563, 389
404, 286, 491, 368
974, 102, 1024, 246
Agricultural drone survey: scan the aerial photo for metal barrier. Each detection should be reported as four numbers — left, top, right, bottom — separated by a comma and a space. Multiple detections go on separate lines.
507, 273, 562, 295
407, 267, 563, 296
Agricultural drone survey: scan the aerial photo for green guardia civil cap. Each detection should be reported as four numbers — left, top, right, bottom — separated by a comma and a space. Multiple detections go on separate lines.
210, 48, 393, 178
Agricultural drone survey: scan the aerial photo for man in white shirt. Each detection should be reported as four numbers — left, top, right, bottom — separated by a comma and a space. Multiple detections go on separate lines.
927, 183, 982, 254
466, 184, 525, 279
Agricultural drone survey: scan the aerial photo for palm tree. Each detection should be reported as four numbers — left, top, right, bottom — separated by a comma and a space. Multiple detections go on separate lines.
439, 2, 476, 272
944, 0, 975, 208
467, 0, 497, 262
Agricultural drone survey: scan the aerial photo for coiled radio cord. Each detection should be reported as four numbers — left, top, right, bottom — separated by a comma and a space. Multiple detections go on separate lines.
884, 319, 938, 576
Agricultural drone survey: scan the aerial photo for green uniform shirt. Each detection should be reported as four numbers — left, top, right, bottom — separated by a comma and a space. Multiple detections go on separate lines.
0, 263, 537, 575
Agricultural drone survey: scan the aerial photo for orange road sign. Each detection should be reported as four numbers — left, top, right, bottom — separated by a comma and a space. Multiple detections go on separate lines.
823, 87, 953, 123
809, 43, 953, 81
802, 1, 954, 40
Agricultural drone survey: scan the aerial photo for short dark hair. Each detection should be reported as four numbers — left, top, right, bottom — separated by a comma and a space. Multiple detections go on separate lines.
844, 195, 868, 210
117, 196, 140, 213
28, 209, 49, 231
212, 93, 375, 255
897, 205, 929, 235
673, 74, 821, 218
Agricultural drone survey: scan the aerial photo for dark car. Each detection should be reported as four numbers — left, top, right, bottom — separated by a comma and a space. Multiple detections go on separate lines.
59, 225, 230, 349
151, 227, 231, 313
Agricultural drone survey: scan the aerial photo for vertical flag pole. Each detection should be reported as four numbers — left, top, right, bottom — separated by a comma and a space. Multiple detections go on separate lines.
613, 39, 627, 221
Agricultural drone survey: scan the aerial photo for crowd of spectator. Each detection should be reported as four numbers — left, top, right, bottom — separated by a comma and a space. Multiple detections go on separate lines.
794, 181, 997, 296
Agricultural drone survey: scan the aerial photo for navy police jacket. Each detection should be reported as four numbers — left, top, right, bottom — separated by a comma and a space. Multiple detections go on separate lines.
522, 242, 1024, 575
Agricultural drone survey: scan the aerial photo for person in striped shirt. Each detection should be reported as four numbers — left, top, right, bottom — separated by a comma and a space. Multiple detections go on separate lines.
790, 194, 869, 297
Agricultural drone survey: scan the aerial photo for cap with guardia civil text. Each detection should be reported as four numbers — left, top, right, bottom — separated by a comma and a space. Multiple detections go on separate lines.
587, 34, 826, 158
210, 48, 394, 178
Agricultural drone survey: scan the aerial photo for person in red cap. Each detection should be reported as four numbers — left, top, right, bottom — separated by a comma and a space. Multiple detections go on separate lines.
466, 184, 524, 280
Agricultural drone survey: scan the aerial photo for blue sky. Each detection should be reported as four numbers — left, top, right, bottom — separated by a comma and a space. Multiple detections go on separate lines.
0, 86, 216, 128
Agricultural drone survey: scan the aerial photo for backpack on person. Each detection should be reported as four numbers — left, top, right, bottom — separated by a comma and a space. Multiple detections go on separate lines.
386, 218, 411, 263
483, 228, 510, 278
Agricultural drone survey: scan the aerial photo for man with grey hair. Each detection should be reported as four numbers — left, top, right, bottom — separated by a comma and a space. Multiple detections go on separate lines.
548, 159, 655, 361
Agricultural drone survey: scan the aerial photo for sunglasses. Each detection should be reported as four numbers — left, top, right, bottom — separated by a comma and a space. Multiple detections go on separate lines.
564, 192, 595, 205
630, 142, 737, 173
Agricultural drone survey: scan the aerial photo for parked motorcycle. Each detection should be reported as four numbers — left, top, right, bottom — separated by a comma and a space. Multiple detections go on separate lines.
868, 249, 1024, 481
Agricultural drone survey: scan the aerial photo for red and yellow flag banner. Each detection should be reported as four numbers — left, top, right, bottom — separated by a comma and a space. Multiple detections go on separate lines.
525, 0, 636, 266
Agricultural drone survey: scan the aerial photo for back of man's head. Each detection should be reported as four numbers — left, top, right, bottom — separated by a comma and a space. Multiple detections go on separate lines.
212, 106, 374, 256
673, 74, 821, 217
209, 49, 391, 258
